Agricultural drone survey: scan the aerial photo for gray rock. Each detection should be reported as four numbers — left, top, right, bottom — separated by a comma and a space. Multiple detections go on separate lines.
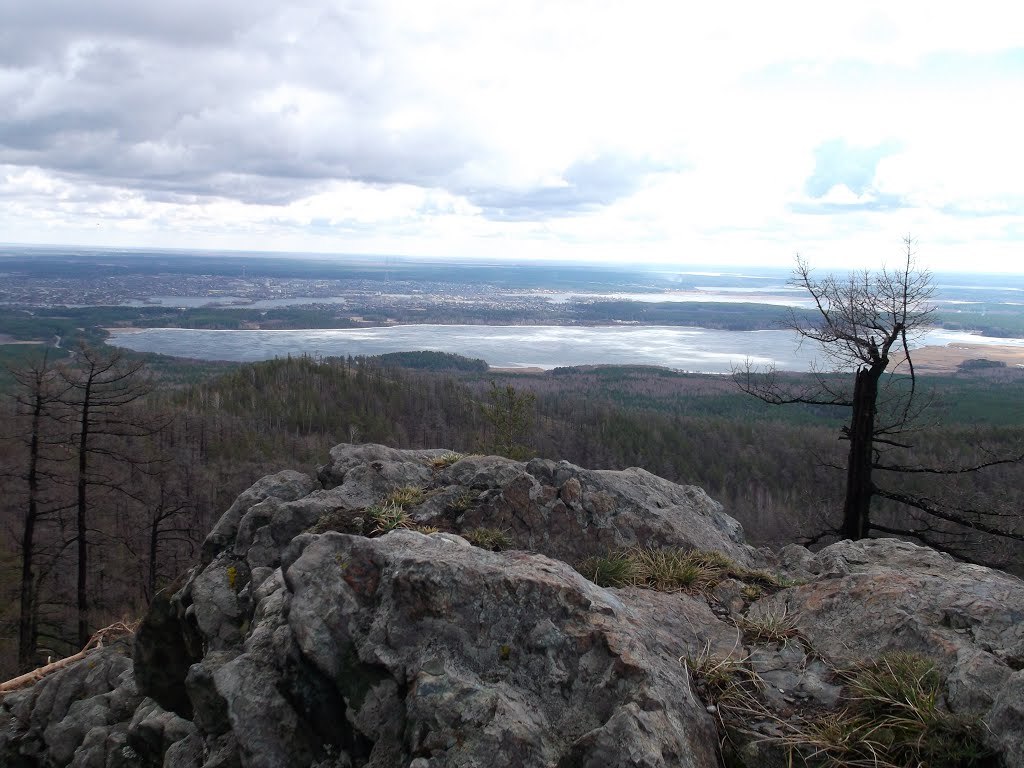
6, 447, 1024, 768
753, 537, 1024, 762
433, 449, 751, 565
316, 443, 449, 493
283, 530, 722, 767
0, 642, 143, 768
204, 470, 319, 563
987, 670, 1024, 767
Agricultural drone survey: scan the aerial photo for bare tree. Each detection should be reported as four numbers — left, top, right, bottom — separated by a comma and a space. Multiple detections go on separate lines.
736, 238, 1023, 556
5, 350, 70, 671
57, 345, 163, 647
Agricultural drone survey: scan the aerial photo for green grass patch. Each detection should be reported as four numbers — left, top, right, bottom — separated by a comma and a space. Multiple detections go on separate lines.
576, 547, 772, 593
446, 489, 475, 513
576, 551, 636, 588
366, 502, 412, 535
577, 546, 794, 595
738, 604, 802, 646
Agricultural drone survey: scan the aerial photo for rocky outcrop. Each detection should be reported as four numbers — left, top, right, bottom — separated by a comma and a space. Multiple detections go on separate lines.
0, 639, 199, 768
312, 443, 749, 566
2, 444, 1022, 767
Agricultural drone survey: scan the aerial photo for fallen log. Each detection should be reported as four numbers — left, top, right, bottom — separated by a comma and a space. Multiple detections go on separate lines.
0, 621, 137, 695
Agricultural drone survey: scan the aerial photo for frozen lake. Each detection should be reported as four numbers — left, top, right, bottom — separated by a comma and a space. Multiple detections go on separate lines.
106, 325, 1024, 373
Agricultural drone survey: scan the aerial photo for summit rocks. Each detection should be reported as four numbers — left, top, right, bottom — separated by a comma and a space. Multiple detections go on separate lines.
2, 444, 1022, 767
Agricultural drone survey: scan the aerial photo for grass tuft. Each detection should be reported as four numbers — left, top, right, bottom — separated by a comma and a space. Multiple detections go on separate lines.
629, 547, 708, 592
447, 490, 475, 513
739, 604, 802, 646
577, 547, 737, 593
384, 485, 426, 508
462, 527, 513, 551
431, 451, 465, 469
366, 502, 412, 535
686, 648, 996, 768
786, 652, 995, 767
576, 552, 635, 587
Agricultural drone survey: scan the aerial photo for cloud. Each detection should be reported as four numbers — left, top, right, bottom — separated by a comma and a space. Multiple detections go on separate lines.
464, 154, 680, 221
0, 1, 494, 204
0, 1, 1023, 270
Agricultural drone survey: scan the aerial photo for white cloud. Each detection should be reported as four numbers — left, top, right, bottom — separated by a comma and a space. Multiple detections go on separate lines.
0, 1, 1023, 270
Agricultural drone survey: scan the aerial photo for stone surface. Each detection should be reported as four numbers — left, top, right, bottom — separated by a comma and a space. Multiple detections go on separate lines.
0, 642, 143, 767
4, 445, 1023, 768
204, 470, 320, 564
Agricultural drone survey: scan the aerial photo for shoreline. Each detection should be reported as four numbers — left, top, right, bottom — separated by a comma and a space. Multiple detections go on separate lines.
903, 343, 1024, 374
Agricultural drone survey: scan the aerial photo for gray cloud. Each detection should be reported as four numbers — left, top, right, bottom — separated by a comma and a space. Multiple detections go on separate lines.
0, 1, 651, 216
789, 195, 908, 215
938, 201, 1024, 218
466, 154, 677, 221
0, 1, 281, 65
0, 3, 472, 201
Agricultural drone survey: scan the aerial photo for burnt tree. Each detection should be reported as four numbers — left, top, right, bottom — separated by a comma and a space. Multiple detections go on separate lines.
57, 345, 162, 647
736, 238, 1023, 556
5, 351, 69, 671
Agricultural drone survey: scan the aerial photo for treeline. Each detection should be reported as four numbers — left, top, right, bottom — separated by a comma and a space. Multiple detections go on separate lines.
374, 351, 489, 372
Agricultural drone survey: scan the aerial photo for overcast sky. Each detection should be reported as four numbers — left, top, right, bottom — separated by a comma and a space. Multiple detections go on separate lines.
1, 1, 1022, 271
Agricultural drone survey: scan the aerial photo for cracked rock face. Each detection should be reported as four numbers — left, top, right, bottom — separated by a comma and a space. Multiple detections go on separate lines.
3, 444, 1023, 767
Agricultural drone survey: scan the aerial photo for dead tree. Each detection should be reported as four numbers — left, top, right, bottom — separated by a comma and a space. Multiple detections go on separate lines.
736, 238, 1023, 557
56, 345, 162, 647
6, 350, 70, 671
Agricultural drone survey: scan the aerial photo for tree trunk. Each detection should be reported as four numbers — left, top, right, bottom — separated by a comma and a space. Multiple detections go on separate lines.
76, 380, 92, 648
842, 367, 879, 539
148, 512, 160, 603
17, 391, 44, 672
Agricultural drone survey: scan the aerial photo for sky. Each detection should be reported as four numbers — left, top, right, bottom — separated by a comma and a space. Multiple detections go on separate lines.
1, 1, 1022, 271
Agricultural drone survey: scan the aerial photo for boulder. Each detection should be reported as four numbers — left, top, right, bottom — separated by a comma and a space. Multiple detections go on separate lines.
4, 445, 1023, 768
0, 640, 196, 768
204, 470, 320, 564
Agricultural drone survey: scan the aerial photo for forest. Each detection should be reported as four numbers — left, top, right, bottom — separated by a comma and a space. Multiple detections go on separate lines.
2, 345, 1022, 680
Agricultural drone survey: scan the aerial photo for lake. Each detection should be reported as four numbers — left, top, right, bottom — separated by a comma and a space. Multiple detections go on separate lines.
106, 325, 1024, 373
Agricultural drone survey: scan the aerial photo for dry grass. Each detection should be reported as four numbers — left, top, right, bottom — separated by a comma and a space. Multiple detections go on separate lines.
629, 547, 709, 592
685, 648, 995, 768
384, 485, 426, 508
430, 451, 465, 469
445, 489, 476, 513
739, 604, 802, 646
576, 547, 775, 594
576, 551, 636, 587
462, 527, 513, 551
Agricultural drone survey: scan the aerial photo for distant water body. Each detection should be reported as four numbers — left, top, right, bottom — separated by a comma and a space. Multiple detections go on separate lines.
106, 325, 1024, 373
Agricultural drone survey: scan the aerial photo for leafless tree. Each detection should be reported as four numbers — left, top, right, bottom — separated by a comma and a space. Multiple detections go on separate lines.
736, 237, 1023, 557
5, 351, 70, 670
56, 345, 165, 647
